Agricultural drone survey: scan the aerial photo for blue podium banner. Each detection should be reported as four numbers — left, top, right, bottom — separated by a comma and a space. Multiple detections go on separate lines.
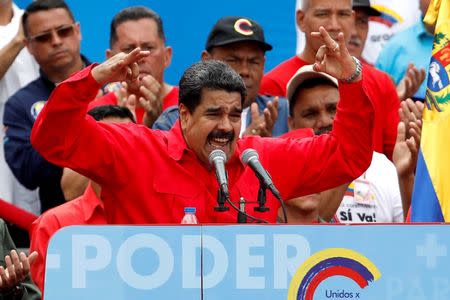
45, 225, 450, 299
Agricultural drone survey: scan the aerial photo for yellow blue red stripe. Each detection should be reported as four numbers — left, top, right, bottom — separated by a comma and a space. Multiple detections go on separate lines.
411, 0, 450, 222
287, 248, 381, 300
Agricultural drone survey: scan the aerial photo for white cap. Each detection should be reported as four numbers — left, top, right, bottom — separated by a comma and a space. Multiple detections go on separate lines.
286, 64, 338, 102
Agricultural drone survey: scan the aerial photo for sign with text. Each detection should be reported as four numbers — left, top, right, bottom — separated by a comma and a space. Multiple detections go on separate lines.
45, 225, 450, 299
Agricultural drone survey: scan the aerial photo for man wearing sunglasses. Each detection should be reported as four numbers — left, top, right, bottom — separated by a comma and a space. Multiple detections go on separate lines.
3, 0, 89, 212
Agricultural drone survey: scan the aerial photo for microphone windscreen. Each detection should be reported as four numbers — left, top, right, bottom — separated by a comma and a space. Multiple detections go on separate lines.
208, 149, 227, 165
241, 148, 259, 165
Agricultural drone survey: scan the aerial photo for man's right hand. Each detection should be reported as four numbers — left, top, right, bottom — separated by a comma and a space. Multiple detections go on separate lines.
91, 48, 150, 86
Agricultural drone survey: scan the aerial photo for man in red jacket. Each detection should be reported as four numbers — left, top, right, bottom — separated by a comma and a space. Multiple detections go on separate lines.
31, 27, 374, 225
88, 6, 177, 127
260, 0, 399, 160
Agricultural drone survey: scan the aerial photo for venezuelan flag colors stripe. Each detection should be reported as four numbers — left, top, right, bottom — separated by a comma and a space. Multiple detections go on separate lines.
371, 5, 404, 27
411, 0, 450, 222
287, 248, 381, 300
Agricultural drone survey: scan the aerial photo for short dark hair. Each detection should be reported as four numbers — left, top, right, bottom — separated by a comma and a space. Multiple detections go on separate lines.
22, 0, 75, 37
179, 60, 247, 113
87, 105, 136, 123
110, 6, 165, 47
289, 78, 338, 117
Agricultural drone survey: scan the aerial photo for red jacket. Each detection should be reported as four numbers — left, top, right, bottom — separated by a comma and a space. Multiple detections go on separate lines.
31, 65, 374, 224
29, 183, 105, 293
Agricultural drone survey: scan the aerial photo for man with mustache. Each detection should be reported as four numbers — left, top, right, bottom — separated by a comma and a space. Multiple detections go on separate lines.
88, 6, 177, 127
30, 26, 375, 224
3, 0, 88, 212
283, 65, 403, 223
260, 0, 400, 160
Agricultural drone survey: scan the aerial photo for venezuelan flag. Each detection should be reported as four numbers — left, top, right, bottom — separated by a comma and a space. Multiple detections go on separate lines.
411, 0, 450, 222
344, 182, 355, 197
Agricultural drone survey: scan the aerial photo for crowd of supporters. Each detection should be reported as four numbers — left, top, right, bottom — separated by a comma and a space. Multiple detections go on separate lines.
0, 0, 432, 297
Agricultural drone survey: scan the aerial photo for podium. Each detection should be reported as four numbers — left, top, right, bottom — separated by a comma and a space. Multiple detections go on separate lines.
44, 224, 450, 299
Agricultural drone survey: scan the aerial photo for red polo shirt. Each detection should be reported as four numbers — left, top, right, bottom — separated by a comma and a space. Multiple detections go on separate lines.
260, 55, 399, 160
29, 183, 106, 293
31, 65, 374, 225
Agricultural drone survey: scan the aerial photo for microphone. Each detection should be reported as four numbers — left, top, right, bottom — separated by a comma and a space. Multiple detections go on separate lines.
209, 149, 230, 211
241, 149, 281, 200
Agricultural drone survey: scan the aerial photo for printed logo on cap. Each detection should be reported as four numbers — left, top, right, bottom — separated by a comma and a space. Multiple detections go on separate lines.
233, 18, 253, 36
30, 101, 46, 119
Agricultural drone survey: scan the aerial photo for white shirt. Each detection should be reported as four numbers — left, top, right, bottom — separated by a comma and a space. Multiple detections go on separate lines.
337, 152, 404, 223
0, 3, 40, 214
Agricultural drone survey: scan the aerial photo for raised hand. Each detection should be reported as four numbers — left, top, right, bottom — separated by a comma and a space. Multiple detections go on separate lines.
311, 27, 358, 82
91, 48, 150, 86
393, 121, 421, 178
393, 120, 421, 218
396, 64, 426, 101
399, 98, 424, 141
0, 250, 38, 291
243, 97, 279, 137
139, 75, 163, 128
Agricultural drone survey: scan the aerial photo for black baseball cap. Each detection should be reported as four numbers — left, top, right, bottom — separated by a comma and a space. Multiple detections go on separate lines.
353, 0, 381, 16
205, 16, 272, 52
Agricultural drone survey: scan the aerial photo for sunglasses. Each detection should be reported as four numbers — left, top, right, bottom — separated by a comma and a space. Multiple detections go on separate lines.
28, 23, 78, 43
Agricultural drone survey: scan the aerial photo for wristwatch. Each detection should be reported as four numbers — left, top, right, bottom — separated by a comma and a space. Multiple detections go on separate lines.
341, 56, 362, 83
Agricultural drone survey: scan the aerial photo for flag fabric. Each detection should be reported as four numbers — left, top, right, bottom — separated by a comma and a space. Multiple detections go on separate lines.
411, 0, 450, 222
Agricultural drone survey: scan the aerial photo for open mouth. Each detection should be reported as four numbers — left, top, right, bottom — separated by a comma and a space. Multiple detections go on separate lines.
207, 131, 235, 150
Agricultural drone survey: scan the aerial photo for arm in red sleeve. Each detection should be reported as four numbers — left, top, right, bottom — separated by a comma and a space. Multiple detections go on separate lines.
258, 68, 375, 199
30, 65, 137, 187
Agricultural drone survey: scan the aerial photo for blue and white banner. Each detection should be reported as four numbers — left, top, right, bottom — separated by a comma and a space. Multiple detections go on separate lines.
45, 224, 450, 299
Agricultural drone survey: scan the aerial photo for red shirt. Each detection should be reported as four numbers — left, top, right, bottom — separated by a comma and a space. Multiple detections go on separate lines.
260, 56, 308, 97
88, 86, 179, 123
31, 65, 374, 225
29, 183, 106, 293
260, 55, 399, 159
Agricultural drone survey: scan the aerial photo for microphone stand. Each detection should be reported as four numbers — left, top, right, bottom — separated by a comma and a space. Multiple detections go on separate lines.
215, 186, 230, 212
237, 197, 247, 223
254, 182, 269, 212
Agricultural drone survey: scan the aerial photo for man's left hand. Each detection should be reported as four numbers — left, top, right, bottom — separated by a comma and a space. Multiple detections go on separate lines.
311, 27, 359, 82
